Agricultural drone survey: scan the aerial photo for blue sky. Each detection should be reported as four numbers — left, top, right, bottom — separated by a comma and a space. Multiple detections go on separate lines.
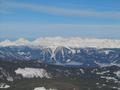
0, 0, 120, 40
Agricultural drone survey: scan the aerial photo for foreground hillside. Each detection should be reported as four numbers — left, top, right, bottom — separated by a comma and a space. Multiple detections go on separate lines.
0, 60, 120, 90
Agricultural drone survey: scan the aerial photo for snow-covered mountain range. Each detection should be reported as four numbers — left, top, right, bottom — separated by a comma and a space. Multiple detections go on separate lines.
0, 37, 120, 67
1, 37, 120, 48
0, 37, 120, 90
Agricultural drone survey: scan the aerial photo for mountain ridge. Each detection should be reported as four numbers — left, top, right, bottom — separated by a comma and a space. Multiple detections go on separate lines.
0, 45, 120, 67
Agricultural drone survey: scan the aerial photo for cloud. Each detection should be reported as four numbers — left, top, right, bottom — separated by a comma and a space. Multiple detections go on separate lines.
1, 1, 120, 19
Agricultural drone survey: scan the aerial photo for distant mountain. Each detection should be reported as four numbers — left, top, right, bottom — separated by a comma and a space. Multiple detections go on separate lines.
1, 37, 120, 48
0, 37, 120, 67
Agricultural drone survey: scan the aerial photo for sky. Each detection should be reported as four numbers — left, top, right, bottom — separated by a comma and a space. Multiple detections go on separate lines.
0, 0, 120, 40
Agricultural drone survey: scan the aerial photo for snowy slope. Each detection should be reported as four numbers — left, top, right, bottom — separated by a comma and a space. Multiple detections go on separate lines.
15, 68, 50, 78
0, 83, 10, 89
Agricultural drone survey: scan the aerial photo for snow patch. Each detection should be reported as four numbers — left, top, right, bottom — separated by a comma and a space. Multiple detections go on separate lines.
15, 68, 50, 78
100, 76, 118, 82
66, 59, 71, 63
17, 51, 25, 55
0, 83, 10, 89
34, 87, 57, 90
80, 69, 85, 74
114, 71, 120, 78
94, 61, 120, 67
65, 61, 83, 66
96, 70, 110, 75
104, 50, 111, 55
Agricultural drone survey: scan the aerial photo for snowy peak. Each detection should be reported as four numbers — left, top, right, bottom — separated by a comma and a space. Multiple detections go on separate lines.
0, 37, 120, 48
15, 38, 29, 43
15, 38, 30, 46
0, 39, 14, 46
0, 38, 30, 47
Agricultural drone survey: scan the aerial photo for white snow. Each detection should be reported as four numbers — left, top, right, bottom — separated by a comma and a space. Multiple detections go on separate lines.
71, 49, 76, 54
34, 87, 57, 90
96, 70, 110, 75
17, 51, 25, 55
15, 68, 50, 78
0, 83, 10, 89
94, 61, 120, 67
114, 71, 120, 78
65, 61, 83, 65
100, 76, 117, 81
76, 49, 81, 53
15, 38, 31, 46
96, 83, 99, 85
34, 87, 46, 90
66, 59, 71, 63
112, 87, 120, 90
0, 39, 14, 46
7, 76, 13, 82
80, 69, 85, 74
104, 50, 111, 55
1, 37, 120, 48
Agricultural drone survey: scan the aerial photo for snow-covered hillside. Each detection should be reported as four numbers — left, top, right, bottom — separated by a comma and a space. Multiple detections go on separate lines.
15, 68, 50, 78
1, 37, 120, 48
114, 71, 120, 78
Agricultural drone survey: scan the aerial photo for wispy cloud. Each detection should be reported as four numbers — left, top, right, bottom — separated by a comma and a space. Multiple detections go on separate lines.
1, 1, 120, 19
